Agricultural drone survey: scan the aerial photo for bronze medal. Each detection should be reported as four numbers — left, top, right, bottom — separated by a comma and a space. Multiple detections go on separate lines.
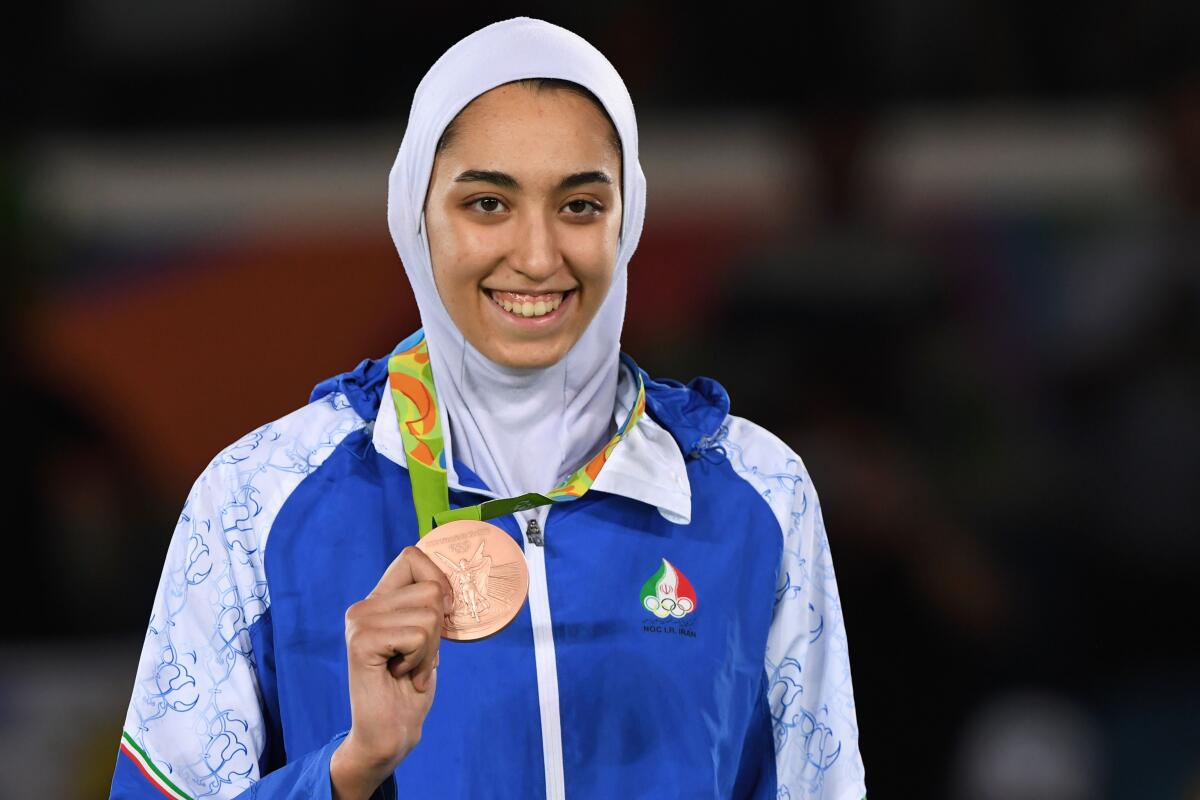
415, 519, 529, 641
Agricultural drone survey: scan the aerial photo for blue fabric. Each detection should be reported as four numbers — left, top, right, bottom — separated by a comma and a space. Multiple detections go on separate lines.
250, 346, 777, 797
247, 609, 285, 779
637, 369, 732, 458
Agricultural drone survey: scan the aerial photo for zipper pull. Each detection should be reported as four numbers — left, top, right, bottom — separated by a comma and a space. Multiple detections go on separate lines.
525, 518, 544, 547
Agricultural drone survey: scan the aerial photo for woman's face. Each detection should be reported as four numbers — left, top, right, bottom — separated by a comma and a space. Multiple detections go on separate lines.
423, 83, 623, 369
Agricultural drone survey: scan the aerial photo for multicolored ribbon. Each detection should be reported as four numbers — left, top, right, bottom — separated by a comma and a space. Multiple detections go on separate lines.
387, 330, 647, 537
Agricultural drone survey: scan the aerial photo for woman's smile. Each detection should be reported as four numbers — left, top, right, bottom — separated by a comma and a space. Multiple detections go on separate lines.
484, 288, 576, 327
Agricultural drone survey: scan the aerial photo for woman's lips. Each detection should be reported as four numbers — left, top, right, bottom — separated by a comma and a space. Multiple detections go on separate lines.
486, 288, 574, 321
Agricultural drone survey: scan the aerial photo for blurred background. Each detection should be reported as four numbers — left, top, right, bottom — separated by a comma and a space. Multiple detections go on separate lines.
3, 3, 1198, 798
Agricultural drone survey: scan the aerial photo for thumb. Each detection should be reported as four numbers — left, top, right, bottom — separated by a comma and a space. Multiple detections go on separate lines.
414, 651, 440, 693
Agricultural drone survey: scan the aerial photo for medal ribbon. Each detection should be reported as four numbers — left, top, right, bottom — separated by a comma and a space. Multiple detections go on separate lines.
387, 330, 648, 537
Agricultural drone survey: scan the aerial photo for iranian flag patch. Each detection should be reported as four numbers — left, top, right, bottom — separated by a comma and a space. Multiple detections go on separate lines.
640, 557, 697, 619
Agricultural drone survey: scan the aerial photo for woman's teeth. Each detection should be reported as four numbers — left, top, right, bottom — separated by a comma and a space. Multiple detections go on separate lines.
488, 290, 566, 318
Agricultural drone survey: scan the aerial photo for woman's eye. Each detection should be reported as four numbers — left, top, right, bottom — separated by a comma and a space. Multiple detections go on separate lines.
468, 197, 506, 214
564, 199, 603, 216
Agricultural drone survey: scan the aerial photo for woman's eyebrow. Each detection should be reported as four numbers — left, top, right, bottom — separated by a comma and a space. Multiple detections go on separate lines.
453, 169, 613, 192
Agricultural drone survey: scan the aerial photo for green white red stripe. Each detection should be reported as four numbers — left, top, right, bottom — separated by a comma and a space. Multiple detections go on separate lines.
119, 730, 194, 800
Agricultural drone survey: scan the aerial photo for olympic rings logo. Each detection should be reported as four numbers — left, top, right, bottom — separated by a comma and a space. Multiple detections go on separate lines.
643, 594, 695, 619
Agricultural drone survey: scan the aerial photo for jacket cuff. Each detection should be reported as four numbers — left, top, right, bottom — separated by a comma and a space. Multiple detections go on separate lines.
326, 730, 398, 800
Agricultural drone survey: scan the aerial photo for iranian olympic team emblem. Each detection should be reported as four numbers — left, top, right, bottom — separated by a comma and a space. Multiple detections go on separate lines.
640, 558, 697, 619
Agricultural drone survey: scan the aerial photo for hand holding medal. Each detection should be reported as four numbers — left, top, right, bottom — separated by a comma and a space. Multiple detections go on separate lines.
333, 544, 454, 796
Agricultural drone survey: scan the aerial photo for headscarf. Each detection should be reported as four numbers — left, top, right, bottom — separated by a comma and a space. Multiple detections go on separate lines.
386, 16, 647, 498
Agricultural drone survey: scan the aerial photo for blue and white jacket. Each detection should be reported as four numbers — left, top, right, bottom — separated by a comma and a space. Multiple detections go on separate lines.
109, 332, 868, 800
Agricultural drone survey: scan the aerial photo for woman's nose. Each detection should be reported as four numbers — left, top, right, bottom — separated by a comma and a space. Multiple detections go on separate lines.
509, 209, 562, 281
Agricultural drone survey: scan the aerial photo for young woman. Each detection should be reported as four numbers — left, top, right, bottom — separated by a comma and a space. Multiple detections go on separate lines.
109, 16, 867, 800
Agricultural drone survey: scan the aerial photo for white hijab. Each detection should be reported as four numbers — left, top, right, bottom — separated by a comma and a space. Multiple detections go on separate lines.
386, 16, 647, 498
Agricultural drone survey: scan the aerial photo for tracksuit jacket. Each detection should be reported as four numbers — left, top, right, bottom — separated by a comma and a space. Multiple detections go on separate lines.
109, 330, 868, 800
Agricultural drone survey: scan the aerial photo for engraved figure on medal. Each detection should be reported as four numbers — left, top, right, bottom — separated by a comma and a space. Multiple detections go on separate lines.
434, 541, 494, 622
415, 520, 529, 641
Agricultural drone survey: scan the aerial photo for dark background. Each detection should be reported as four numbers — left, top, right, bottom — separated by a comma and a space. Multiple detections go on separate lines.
3, 2, 1198, 797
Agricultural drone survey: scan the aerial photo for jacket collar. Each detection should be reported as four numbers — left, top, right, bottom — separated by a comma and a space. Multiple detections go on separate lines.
370, 353, 694, 524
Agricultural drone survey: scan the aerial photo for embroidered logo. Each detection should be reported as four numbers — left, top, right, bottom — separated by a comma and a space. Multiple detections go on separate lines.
640, 558, 697, 619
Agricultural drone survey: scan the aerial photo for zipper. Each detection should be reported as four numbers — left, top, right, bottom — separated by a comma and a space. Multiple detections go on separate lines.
519, 505, 565, 799
526, 518, 544, 547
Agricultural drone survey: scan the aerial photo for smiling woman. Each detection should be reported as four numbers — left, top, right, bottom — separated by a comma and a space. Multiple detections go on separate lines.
109, 15, 867, 800
422, 79, 624, 370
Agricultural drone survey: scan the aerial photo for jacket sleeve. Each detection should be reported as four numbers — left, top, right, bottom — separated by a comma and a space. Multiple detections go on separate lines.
719, 414, 867, 800
107, 456, 398, 800
764, 452, 868, 800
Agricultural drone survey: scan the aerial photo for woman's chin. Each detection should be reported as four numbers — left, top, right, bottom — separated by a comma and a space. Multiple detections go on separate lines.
477, 336, 571, 370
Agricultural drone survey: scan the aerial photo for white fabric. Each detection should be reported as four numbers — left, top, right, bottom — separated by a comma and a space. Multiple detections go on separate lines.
386, 16, 647, 497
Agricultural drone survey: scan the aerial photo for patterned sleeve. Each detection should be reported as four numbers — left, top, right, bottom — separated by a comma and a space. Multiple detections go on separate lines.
722, 415, 868, 800
106, 447, 387, 799
109, 453, 273, 799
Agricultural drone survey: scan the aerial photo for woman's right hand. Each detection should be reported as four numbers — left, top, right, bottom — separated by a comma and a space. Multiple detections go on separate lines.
331, 545, 454, 800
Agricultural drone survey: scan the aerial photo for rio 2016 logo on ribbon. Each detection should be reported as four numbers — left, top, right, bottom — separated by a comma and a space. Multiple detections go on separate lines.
640, 558, 697, 619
